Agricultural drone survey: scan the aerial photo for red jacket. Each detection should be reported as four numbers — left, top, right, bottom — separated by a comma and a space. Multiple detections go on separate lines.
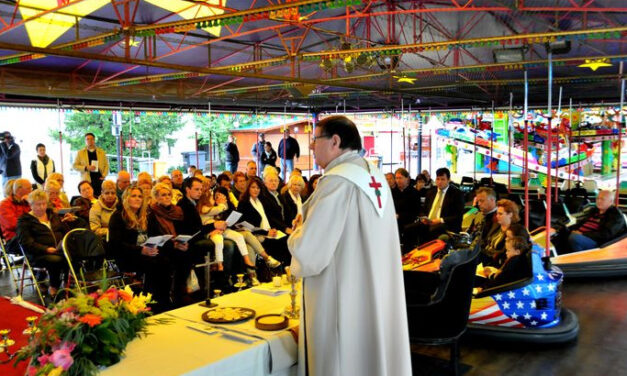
0, 197, 31, 241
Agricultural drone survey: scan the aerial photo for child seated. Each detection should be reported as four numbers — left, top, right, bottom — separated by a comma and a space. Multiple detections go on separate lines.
200, 187, 281, 285
477, 224, 532, 291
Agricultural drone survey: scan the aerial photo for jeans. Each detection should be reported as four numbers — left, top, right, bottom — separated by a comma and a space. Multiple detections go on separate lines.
281, 158, 294, 176
225, 162, 238, 174
568, 232, 599, 252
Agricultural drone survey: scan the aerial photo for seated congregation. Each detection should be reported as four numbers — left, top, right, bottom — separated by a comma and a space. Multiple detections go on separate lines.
0, 163, 316, 313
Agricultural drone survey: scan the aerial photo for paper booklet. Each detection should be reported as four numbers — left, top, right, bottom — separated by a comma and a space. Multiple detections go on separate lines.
141, 235, 172, 248
234, 221, 262, 232
250, 285, 289, 297
226, 211, 243, 227
174, 231, 201, 243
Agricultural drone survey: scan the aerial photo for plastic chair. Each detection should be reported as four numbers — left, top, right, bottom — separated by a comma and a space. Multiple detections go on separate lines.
61, 228, 123, 293
405, 245, 480, 376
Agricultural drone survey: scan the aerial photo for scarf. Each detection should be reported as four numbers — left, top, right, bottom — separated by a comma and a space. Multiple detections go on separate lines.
149, 202, 184, 236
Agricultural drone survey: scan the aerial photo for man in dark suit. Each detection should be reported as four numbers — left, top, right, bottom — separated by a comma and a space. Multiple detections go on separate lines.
401, 167, 465, 252
176, 177, 237, 289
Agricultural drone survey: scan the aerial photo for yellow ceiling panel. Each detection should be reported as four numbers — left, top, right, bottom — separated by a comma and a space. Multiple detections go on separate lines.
144, 0, 224, 37
20, 0, 109, 48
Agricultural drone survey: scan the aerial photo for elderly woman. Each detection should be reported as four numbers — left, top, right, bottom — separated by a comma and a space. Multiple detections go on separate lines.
147, 182, 205, 305
481, 198, 520, 267
45, 172, 70, 207
17, 190, 73, 296
157, 175, 183, 204
108, 184, 174, 312
89, 180, 118, 239
73, 180, 97, 221
281, 175, 305, 225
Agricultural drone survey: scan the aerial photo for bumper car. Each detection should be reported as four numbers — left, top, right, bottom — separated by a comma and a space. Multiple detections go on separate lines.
468, 245, 579, 344
403, 239, 579, 344
550, 234, 627, 278
533, 209, 627, 278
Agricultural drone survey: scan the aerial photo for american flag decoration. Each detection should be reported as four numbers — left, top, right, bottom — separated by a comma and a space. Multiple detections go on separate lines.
469, 247, 563, 329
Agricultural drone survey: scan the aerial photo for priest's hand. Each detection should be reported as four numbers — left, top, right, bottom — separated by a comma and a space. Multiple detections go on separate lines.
268, 229, 278, 238
430, 218, 442, 225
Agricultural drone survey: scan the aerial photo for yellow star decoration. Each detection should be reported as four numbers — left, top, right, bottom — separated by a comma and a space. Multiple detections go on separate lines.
578, 58, 613, 71
19, 0, 225, 49
19, 0, 109, 48
120, 38, 140, 48
394, 76, 417, 84
144, 0, 224, 37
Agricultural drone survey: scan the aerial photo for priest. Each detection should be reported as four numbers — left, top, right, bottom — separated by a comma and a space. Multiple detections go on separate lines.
288, 115, 412, 376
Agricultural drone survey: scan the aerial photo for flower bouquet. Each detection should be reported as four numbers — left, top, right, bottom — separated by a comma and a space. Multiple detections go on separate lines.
15, 285, 156, 376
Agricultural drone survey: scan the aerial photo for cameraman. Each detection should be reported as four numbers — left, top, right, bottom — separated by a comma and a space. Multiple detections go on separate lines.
0, 131, 22, 190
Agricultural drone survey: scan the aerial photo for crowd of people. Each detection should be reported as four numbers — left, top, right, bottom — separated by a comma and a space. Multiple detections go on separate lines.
388, 166, 626, 289
0, 131, 322, 313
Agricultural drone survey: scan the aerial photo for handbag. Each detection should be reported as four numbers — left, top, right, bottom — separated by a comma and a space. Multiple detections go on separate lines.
186, 269, 200, 293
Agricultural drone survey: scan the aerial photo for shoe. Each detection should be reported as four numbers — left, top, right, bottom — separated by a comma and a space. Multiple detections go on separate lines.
265, 256, 281, 269
250, 277, 260, 286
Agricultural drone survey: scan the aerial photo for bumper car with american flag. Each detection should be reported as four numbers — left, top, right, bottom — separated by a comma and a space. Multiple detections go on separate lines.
468, 244, 579, 344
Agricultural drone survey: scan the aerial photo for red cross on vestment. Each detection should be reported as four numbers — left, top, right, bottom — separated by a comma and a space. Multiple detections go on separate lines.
369, 175, 383, 208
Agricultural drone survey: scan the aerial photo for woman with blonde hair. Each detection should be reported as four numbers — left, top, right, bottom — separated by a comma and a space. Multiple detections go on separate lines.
108, 184, 173, 312
45, 172, 70, 207
281, 175, 305, 224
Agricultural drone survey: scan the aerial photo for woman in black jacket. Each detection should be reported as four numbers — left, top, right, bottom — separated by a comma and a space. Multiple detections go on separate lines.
480, 224, 532, 290
260, 141, 277, 171
108, 184, 174, 312
238, 177, 291, 265
147, 182, 204, 306
17, 190, 72, 296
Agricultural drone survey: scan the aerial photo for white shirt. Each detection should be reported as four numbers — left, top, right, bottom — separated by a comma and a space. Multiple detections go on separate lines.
250, 197, 271, 230
289, 191, 303, 217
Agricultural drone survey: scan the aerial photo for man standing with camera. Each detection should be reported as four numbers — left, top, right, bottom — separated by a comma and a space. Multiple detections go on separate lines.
0, 131, 22, 190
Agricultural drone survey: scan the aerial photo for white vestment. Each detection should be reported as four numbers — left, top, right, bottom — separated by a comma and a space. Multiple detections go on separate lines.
288, 150, 412, 376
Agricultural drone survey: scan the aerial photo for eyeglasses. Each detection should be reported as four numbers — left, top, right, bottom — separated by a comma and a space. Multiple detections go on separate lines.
311, 134, 331, 144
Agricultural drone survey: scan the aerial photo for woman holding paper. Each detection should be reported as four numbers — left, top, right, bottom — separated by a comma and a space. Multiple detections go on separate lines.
197, 186, 261, 285
237, 176, 292, 266
148, 182, 207, 303
108, 184, 174, 312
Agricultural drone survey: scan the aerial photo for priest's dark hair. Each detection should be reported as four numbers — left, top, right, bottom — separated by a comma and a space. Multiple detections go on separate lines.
316, 115, 362, 151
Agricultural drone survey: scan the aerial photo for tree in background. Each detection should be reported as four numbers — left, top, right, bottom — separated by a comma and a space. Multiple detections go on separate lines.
194, 114, 257, 169
51, 112, 185, 173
